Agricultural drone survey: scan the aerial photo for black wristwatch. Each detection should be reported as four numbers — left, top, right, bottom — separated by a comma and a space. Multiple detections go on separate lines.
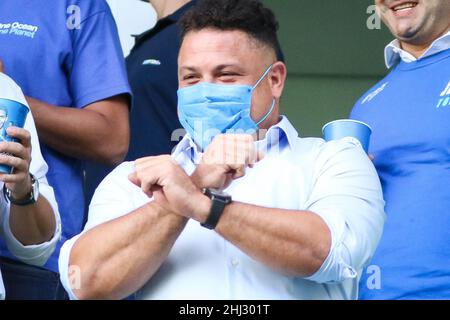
200, 188, 232, 230
3, 173, 39, 206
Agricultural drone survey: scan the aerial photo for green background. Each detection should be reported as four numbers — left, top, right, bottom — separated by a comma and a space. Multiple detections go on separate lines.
262, 0, 393, 136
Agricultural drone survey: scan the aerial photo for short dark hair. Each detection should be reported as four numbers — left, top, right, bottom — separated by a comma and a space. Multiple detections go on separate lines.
179, 0, 283, 61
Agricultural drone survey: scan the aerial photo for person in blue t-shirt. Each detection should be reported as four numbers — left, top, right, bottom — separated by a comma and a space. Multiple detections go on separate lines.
351, 0, 450, 299
0, 0, 131, 299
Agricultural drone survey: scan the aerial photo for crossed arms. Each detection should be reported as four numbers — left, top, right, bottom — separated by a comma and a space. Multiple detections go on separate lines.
61, 134, 384, 299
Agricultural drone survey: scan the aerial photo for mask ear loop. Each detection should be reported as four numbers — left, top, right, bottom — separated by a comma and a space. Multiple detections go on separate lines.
253, 64, 276, 127
253, 64, 273, 90
255, 98, 276, 126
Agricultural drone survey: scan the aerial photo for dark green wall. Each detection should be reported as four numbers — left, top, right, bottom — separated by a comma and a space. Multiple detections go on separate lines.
263, 0, 393, 136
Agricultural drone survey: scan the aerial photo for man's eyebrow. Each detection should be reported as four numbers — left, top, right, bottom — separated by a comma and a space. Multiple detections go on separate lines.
214, 64, 244, 72
179, 66, 198, 72
180, 64, 245, 73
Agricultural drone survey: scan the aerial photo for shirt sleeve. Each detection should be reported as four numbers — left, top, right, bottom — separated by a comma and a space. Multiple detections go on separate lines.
0, 91, 61, 266
304, 137, 385, 284
59, 161, 149, 299
68, 5, 131, 108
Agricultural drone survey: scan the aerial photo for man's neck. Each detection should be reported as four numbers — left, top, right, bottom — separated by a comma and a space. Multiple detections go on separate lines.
150, 0, 191, 20
399, 27, 450, 59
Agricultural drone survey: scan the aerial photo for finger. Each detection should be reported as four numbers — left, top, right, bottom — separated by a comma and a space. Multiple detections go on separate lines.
134, 161, 177, 189
128, 172, 140, 186
134, 157, 179, 195
245, 143, 258, 166
147, 185, 162, 199
136, 166, 165, 196
5, 127, 31, 149
0, 59, 4, 73
222, 173, 234, 189
0, 173, 26, 183
135, 154, 172, 166
0, 153, 28, 172
230, 165, 246, 180
248, 150, 264, 168
250, 150, 265, 165
0, 142, 29, 161
134, 159, 168, 173
140, 176, 160, 197
369, 154, 375, 161
129, 163, 166, 188
231, 135, 255, 165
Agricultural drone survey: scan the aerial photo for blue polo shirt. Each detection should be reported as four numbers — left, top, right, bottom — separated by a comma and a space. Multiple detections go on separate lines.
351, 49, 450, 299
0, 0, 131, 272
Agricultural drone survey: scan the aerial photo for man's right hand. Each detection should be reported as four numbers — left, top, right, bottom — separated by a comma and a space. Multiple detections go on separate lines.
191, 134, 264, 190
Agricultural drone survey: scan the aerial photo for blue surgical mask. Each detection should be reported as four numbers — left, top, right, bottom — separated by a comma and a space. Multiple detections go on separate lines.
177, 65, 276, 151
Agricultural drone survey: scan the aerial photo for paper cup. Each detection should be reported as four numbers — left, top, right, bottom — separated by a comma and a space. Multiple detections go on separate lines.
0, 99, 29, 173
322, 119, 372, 153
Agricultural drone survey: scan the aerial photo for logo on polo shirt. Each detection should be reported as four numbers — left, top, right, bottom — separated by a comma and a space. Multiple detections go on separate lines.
436, 80, 450, 109
0, 21, 39, 39
361, 82, 388, 104
142, 59, 161, 66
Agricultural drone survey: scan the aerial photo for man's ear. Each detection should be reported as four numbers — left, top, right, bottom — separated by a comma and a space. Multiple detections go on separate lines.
268, 61, 287, 99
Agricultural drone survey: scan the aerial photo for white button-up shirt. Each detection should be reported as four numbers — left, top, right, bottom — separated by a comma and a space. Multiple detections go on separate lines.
0, 73, 61, 300
384, 30, 450, 68
59, 116, 385, 300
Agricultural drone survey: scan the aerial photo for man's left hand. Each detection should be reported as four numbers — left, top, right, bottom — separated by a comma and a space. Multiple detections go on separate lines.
128, 155, 210, 222
0, 127, 33, 201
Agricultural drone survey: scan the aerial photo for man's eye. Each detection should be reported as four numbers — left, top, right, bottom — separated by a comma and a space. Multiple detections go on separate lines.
219, 73, 239, 81
183, 75, 197, 80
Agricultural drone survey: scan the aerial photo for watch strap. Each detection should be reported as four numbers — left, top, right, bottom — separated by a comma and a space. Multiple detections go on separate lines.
3, 173, 38, 206
201, 188, 231, 230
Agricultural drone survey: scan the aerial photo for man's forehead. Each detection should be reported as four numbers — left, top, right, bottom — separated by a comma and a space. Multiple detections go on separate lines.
179, 29, 269, 66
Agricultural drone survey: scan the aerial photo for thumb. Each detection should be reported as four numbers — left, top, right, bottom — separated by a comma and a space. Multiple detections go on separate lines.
128, 172, 140, 187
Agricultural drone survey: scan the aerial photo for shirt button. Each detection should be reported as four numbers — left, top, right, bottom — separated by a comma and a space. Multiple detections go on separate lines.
231, 258, 239, 267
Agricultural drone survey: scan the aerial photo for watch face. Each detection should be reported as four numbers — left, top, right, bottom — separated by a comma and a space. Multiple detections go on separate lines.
209, 189, 232, 202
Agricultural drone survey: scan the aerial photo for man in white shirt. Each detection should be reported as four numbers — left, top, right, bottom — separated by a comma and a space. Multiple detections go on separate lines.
0, 72, 61, 299
59, 0, 385, 300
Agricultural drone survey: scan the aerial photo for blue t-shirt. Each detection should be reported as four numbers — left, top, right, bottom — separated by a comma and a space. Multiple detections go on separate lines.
0, 0, 131, 272
351, 49, 450, 299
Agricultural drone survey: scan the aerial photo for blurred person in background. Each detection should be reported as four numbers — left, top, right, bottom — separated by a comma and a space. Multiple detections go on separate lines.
352, 0, 450, 299
0, 0, 131, 299
0, 72, 61, 300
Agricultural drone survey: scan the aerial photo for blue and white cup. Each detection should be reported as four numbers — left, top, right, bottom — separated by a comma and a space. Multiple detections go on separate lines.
322, 119, 372, 153
0, 98, 29, 173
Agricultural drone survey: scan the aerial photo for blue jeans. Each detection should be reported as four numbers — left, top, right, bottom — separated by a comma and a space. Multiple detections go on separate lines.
0, 257, 68, 300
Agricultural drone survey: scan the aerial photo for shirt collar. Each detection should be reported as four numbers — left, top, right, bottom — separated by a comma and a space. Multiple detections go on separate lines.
164, 0, 197, 22
172, 116, 299, 163
257, 115, 298, 152
133, 0, 197, 46
384, 30, 450, 68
